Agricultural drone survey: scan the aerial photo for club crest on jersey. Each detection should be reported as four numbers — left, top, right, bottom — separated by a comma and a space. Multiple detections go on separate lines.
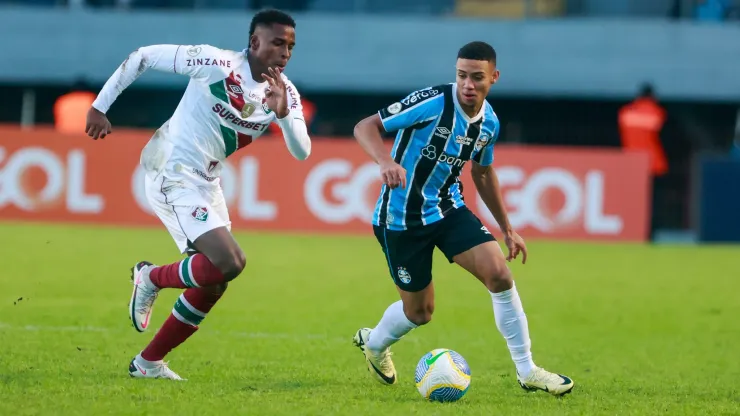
191, 207, 209, 222
397, 267, 411, 284
262, 98, 273, 115
241, 102, 256, 118
475, 134, 490, 151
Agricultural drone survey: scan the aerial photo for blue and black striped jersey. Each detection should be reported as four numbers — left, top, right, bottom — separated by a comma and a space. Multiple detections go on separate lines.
372, 83, 500, 230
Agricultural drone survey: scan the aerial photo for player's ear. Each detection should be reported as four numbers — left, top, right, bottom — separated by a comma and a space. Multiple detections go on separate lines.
249, 35, 259, 52
491, 68, 500, 85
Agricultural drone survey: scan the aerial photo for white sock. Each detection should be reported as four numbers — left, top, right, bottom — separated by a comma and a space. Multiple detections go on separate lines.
135, 354, 161, 368
491, 283, 536, 378
366, 300, 418, 353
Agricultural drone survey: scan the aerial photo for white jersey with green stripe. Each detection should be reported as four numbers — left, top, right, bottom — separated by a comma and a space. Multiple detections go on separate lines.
92, 44, 304, 187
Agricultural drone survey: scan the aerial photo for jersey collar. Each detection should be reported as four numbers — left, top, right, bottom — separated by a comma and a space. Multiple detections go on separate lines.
452, 83, 485, 124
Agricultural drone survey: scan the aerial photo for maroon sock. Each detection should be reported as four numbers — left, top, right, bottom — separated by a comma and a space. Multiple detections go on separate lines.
140, 287, 225, 361
149, 253, 225, 289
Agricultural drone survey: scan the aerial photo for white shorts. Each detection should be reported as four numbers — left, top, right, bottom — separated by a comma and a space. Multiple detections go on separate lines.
145, 174, 232, 254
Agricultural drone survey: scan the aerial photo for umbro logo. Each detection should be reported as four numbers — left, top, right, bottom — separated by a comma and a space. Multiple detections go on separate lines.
434, 127, 451, 139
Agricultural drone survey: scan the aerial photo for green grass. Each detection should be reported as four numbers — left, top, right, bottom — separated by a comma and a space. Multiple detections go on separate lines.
0, 222, 739, 415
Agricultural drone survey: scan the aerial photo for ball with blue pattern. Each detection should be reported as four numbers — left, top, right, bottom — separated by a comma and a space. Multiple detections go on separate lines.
414, 348, 471, 402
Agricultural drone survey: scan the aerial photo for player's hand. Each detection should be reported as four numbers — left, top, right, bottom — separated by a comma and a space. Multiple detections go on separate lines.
503, 230, 528, 264
379, 159, 407, 189
85, 107, 112, 140
262, 67, 289, 119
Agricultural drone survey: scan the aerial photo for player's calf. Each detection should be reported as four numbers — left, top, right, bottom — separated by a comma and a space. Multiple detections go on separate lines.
402, 300, 434, 326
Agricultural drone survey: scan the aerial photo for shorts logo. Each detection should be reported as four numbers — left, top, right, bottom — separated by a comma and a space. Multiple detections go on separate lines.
397, 267, 411, 284
191, 207, 209, 222
481, 225, 491, 235
387, 102, 402, 115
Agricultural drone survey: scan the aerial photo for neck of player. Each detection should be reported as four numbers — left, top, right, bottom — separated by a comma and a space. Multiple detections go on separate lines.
247, 53, 268, 83
461, 102, 482, 119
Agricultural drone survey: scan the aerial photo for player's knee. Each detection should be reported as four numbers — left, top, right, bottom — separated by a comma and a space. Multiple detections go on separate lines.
404, 303, 434, 326
218, 250, 246, 281
482, 260, 513, 292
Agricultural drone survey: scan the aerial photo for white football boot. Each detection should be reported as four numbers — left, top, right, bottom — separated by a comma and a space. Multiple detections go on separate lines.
129, 261, 159, 333
128, 358, 184, 380
352, 328, 397, 385
517, 366, 574, 396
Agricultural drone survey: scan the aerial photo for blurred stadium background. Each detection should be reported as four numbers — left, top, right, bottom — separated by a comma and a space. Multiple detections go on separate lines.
1, 1, 739, 414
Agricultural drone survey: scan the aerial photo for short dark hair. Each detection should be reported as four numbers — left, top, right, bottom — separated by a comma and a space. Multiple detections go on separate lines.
249, 9, 296, 37
458, 41, 496, 64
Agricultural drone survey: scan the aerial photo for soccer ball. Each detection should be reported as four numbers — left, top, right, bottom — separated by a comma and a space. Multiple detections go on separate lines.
414, 348, 471, 402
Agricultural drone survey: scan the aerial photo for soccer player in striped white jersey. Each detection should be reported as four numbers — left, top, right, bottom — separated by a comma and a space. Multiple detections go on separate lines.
351, 41, 574, 396
85, 9, 311, 380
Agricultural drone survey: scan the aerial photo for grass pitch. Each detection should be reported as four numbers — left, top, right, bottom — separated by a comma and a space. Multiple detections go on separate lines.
1, 222, 738, 415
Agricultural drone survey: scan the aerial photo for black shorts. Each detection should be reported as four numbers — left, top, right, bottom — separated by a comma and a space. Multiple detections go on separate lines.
373, 206, 495, 292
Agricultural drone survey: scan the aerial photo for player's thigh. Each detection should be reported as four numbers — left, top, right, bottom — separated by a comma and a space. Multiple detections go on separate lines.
146, 175, 244, 279
145, 174, 193, 255
373, 225, 435, 295
434, 207, 511, 291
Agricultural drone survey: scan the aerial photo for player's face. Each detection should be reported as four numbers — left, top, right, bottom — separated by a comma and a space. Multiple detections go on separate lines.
456, 59, 499, 108
250, 24, 296, 72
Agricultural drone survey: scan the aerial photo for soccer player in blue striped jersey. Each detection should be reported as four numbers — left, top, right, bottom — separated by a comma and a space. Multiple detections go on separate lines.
351, 41, 574, 396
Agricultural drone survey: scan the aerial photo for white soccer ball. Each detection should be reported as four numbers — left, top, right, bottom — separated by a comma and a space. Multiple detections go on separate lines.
414, 348, 471, 402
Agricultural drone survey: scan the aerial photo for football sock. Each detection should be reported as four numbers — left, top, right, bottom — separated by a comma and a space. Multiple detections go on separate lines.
491, 283, 536, 378
140, 287, 225, 361
149, 254, 225, 289
366, 300, 418, 353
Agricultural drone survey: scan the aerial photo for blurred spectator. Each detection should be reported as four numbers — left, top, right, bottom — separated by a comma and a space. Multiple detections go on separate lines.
54, 78, 97, 135
618, 83, 668, 239
619, 83, 668, 177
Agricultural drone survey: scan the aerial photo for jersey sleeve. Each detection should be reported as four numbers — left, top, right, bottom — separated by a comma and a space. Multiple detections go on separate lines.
282, 76, 305, 122
274, 76, 311, 160
377, 87, 444, 133
92, 44, 237, 113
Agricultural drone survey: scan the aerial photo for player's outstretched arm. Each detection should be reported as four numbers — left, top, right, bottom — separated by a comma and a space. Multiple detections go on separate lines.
86, 44, 226, 139
354, 114, 406, 189
471, 162, 527, 264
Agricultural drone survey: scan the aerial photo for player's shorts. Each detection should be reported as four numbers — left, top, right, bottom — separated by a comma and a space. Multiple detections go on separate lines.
372, 206, 495, 292
145, 173, 232, 255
